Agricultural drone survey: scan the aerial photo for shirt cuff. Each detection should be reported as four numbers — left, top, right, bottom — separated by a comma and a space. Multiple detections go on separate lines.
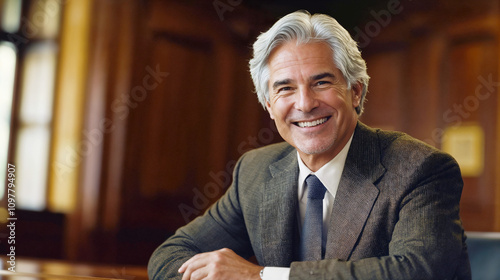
262, 267, 290, 280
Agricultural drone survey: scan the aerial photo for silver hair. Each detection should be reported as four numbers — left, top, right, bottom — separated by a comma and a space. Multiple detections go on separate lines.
249, 10, 370, 115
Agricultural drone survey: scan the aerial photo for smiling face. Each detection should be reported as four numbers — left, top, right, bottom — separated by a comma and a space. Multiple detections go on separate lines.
266, 41, 362, 171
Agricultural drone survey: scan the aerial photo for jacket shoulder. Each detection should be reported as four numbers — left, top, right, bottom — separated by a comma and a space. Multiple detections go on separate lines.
372, 127, 460, 181
375, 128, 446, 161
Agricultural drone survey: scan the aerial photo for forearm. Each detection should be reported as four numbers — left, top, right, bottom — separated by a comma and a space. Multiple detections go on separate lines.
148, 217, 251, 279
148, 232, 200, 280
148, 176, 253, 279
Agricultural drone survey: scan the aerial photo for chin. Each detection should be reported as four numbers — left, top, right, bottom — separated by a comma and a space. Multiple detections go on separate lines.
295, 139, 336, 156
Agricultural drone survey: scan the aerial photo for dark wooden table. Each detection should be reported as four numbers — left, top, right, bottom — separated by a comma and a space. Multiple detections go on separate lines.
0, 257, 148, 279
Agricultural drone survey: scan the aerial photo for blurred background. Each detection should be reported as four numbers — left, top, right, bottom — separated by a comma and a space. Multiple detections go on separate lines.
0, 0, 499, 270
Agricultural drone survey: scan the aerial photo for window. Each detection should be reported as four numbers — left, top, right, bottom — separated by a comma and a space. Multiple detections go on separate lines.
16, 42, 58, 210
0, 0, 22, 203
0, 42, 16, 202
1, 0, 61, 213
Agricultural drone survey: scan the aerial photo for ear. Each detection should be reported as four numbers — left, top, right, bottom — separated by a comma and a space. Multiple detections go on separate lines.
351, 82, 363, 108
265, 101, 275, 120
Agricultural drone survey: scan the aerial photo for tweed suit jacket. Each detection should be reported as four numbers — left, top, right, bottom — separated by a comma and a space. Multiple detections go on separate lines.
148, 122, 471, 280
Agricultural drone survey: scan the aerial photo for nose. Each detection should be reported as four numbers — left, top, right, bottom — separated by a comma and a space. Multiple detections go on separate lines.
294, 86, 319, 113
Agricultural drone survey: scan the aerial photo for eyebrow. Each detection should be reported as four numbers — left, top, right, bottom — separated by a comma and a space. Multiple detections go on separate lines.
311, 72, 335, 81
272, 79, 292, 90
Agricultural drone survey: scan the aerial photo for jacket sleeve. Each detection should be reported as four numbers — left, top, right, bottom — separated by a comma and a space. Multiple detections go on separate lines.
147, 155, 253, 280
290, 151, 470, 280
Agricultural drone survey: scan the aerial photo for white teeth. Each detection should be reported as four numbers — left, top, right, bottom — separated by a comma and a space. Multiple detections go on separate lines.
297, 117, 328, 128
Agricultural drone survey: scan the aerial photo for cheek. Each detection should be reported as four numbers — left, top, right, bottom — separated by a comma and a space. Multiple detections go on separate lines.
323, 93, 347, 110
331, 88, 354, 107
269, 99, 291, 121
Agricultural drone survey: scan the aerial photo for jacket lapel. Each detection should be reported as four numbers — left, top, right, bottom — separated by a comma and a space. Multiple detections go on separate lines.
325, 122, 386, 260
260, 147, 299, 266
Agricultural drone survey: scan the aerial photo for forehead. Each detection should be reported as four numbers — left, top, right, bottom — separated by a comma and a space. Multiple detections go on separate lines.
267, 41, 338, 79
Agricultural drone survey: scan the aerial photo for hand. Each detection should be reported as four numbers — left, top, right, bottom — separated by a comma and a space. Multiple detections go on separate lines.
178, 248, 263, 280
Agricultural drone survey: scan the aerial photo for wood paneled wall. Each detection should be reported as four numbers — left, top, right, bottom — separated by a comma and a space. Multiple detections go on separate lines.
65, 0, 276, 265
360, 1, 500, 232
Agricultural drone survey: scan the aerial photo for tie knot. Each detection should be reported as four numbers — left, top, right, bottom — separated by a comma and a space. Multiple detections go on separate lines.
305, 175, 326, 199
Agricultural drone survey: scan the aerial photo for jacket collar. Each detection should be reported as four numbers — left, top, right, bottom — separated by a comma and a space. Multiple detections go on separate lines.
260, 146, 299, 266
325, 122, 386, 260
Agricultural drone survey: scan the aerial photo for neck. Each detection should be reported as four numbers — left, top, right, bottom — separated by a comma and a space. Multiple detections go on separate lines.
299, 122, 356, 172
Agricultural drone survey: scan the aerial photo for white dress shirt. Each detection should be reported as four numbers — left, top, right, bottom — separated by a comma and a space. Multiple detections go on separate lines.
263, 134, 353, 280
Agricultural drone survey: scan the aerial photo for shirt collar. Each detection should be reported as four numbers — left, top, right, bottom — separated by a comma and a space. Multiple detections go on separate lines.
297, 133, 354, 201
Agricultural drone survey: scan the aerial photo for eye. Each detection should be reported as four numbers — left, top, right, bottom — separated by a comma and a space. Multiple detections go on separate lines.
277, 86, 293, 93
315, 81, 330, 87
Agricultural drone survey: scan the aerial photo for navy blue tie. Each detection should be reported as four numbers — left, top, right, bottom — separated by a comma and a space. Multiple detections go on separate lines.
300, 175, 327, 261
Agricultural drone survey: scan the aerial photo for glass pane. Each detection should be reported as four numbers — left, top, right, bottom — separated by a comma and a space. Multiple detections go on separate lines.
0, 42, 17, 200
20, 42, 57, 124
27, 0, 61, 39
15, 126, 50, 210
0, 0, 22, 32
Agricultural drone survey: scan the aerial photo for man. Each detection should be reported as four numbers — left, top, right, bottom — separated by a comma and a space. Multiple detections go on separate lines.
148, 10, 471, 280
